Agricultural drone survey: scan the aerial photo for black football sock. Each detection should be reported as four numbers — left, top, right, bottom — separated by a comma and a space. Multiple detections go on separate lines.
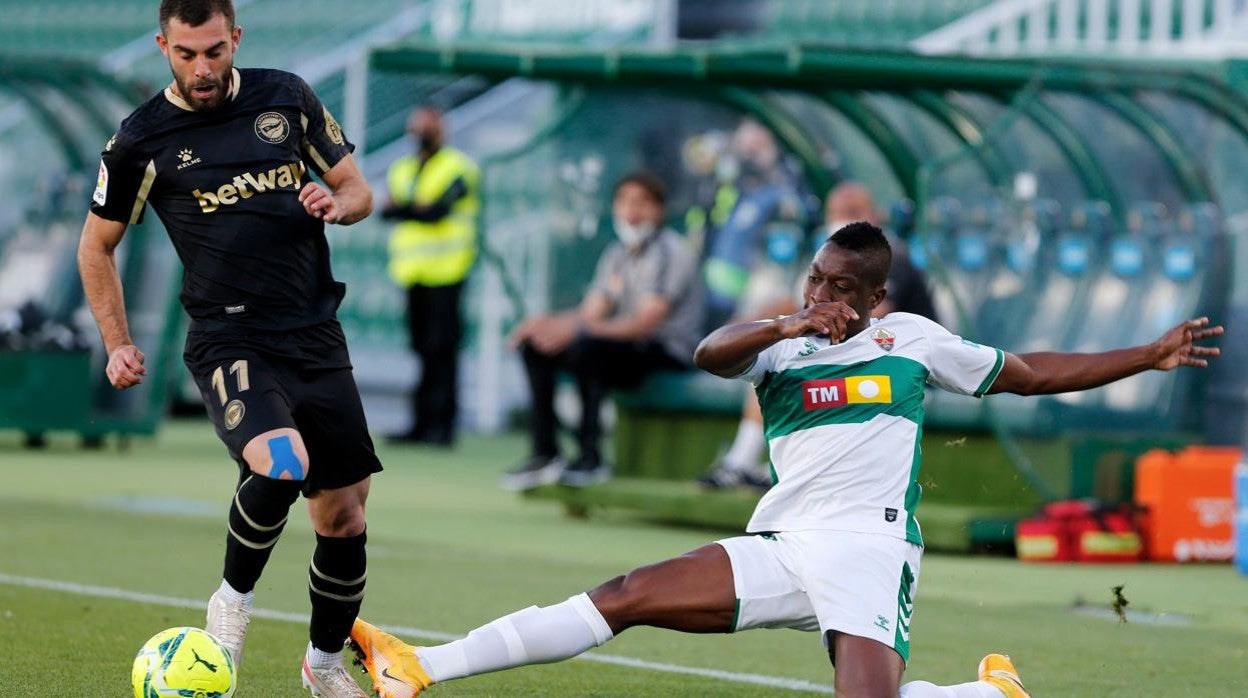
308, 530, 367, 652
222, 474, 302, 594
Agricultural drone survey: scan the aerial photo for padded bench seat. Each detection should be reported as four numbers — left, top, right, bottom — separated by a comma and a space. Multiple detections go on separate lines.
612, 370, 746, 480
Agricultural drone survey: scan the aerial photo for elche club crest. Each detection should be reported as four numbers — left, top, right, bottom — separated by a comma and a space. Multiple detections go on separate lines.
871, 328, 895, 352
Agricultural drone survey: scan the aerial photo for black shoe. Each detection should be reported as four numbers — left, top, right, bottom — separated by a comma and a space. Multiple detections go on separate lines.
697, 463, 773, 493
387, 425, 454, 447
501, 454, 567, 491
696, 462, 739, 490
558, 457, 612, 488
386, 428, 424, 444
737, 468, 775, 493
420, 425, 455, 448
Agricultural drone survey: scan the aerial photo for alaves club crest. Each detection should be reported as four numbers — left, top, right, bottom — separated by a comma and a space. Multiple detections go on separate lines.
872, 328, 895, 352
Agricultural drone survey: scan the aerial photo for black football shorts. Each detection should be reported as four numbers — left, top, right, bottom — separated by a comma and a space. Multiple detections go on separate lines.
184, 322, 382, 493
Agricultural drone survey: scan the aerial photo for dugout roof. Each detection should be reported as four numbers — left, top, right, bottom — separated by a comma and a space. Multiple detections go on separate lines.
370, 42, 1248, 220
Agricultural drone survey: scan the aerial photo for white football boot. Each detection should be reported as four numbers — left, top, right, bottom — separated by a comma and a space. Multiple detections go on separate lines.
205, 589, 251, 670
301, 658, 369, 697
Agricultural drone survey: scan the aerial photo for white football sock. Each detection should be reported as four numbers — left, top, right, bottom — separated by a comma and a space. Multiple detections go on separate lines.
216, 579, 253, 606
305, 642, 343, 670
900, 680, 1006, 698
416, 593, 614, 682
722, 419, 764, 472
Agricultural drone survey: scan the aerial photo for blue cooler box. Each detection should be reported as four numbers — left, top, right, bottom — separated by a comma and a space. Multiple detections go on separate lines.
1236, 462, 1248, 576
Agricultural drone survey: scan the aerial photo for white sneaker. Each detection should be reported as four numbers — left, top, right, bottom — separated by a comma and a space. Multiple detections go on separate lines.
501, 454, 567, 491
205, 589, 251, 670
301, 658, 369, 697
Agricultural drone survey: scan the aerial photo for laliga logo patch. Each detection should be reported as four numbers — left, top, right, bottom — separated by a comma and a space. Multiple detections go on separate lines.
93, 161, 109, 206
872, 328, 895, 352
255, 111, 290, 144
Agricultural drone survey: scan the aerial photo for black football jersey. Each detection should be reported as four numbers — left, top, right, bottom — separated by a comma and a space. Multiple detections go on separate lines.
91, 68, 355, 332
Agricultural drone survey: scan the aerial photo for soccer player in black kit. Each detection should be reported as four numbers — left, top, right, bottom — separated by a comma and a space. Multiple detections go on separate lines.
78, 2, 376, 695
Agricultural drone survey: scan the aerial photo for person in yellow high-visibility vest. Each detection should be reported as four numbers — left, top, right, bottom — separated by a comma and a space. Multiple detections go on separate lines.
382, 107, 479, 445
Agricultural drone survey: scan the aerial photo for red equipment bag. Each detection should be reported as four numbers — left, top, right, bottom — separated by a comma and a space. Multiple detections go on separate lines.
1016, 499, 1143, 563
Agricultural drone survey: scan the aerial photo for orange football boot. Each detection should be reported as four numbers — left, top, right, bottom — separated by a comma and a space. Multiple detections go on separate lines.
349, 618, 434, 698
978, 653, 1031, 698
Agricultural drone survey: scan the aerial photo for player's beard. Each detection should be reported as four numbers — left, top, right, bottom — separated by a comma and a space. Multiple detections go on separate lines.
173, 62, 233, 112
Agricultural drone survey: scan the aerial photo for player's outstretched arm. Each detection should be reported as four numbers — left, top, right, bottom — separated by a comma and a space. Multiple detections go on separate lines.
695, 301, 859, 378
300, 154, 373, 225
78, 212, 146, 389
986, 317, 1223, 396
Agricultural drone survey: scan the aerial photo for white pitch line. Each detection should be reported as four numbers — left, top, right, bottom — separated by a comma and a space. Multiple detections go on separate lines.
0, 573, 833, 695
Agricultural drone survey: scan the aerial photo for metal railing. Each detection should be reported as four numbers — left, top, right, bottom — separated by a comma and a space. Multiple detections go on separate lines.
914, 0, 1248, 58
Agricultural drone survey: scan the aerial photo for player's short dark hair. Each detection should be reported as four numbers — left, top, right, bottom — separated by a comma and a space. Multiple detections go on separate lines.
160, 0, 236, 32
614, 171, 666, 208
824, 221, 892, 289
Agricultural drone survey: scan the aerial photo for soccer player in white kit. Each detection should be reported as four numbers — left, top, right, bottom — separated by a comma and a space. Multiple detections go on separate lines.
349, 222, 1223, 698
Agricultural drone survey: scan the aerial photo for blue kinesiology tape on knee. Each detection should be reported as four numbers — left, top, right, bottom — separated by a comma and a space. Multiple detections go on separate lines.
267, 435, 305, 480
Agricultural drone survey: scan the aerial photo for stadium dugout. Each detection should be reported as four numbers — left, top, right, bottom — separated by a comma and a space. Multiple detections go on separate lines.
365, 42, 1248, 548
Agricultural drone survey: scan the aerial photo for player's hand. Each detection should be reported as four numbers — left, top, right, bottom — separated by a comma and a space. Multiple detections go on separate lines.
1152, 316, 1223, 371
776, 302, 859, 343
106, 344, 147, 389
299, 182, 344, 223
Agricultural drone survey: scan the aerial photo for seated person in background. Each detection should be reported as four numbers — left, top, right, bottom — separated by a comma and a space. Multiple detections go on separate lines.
504, 172, 705, 490
700, 181, 938, 490
831, 183, 938, 322
702, 119, 811, 327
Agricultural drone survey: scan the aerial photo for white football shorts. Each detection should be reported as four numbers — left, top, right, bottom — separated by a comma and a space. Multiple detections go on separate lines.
716, 530, 922, 662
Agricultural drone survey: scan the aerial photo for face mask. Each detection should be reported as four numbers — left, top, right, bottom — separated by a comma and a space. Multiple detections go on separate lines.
614, 217, 656, 248
416, 133, 439, 152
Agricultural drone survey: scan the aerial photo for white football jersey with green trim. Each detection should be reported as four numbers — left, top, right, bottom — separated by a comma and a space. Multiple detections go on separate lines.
735, 313, 1004, 545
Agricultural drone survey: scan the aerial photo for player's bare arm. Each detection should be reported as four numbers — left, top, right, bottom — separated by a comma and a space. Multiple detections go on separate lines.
77, 211, 147, 389
298, 153, 372, 225
988, 316, 1223, 396
694, 301, 859, 377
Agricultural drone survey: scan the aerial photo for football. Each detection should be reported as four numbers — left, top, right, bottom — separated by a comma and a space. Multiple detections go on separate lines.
132, 627, 237, 698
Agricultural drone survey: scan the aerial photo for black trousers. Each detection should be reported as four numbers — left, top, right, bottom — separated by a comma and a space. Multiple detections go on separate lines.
521, 335, 684, 464
404, 281, 463, 441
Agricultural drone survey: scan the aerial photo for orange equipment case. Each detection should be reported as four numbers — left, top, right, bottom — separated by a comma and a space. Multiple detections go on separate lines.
1134, 447, 1238, 562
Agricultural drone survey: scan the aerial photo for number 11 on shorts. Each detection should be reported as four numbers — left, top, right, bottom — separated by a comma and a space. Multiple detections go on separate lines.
210, 360, 250, 406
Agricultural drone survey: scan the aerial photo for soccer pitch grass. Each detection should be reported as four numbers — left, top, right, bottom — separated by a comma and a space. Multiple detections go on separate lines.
1, 420, 1245, 696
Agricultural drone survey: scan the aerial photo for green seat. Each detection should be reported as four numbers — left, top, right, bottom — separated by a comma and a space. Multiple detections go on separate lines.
612, 370, 745, 481
614, 370, 743, 415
